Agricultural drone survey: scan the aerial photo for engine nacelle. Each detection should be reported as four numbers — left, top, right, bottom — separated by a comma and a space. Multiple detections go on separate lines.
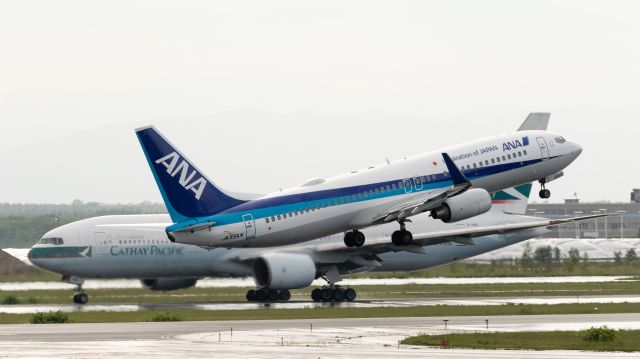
253, 253, 316, 290
141, 278, 198, 291
431, 188, 492, 223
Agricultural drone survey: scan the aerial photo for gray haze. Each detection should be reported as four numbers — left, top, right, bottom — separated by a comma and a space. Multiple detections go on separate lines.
0, 1, 638, 204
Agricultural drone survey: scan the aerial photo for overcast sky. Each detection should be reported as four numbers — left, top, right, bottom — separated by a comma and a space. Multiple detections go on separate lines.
0, 1, 638, 204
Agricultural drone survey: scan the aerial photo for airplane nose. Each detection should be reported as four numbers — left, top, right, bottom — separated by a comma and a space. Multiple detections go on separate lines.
572, 142, 583, 157
27, 248, 39, 265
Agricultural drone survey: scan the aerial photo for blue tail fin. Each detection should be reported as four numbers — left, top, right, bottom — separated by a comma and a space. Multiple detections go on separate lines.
136, 126, 246, 222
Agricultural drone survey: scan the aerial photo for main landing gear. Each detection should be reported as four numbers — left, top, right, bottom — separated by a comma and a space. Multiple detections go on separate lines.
391, 220, 413, 246
539, 179, 551, 199
311, 286, 357, 302
245, 288, 291, 302
344, 230, 365, 248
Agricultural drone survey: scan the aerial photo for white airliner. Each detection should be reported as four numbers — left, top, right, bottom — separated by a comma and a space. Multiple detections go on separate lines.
136, 113, 582, 249
28, 182, 604, 304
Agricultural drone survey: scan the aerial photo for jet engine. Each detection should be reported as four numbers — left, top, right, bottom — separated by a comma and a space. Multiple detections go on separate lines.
253, 253, 316, 290
431, 188, 492, 223
141, 278, 198, 291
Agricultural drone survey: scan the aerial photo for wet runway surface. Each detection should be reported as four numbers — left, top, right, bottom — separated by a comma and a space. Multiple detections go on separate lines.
2, 295, 639, 314
1, 314, 639, 358
0, 276, 632, 291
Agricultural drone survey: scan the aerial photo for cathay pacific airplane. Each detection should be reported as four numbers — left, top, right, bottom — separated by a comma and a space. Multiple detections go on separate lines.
28, 182, 604, 305
136, 113, 582, 249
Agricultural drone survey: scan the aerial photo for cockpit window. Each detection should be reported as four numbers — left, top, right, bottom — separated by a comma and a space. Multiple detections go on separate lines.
555, 136, 566, 144
39, 237, 64, 245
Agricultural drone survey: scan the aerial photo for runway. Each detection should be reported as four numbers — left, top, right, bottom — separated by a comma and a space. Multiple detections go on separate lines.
0, 276, 630, 291
1, 314, 639, 358
2, 295, 640, 314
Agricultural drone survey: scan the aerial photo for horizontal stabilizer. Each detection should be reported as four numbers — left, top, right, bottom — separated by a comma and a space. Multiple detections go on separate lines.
518, 113, 550, 131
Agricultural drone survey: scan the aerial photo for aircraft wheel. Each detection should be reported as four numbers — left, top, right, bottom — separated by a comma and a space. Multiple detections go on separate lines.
344, 232, 355, 247
256, 288, 268, 301
268, 289, 280, 301
279, 289, 291, 301
246, 289, 257, 302
345, 288, 357, 302
401, 230, 413, 245
311, 288, 323, 302
391, 231, 402, 246
321, 288, 333, 302
353, 231, 365, 247
73, 293, 88, 305
333, 287, 345, 301
539, 189, 551, 199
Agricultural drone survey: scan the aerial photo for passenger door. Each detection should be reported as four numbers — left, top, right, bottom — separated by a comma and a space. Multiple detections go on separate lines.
242, 214, 256, 239
536, 137, 550, 160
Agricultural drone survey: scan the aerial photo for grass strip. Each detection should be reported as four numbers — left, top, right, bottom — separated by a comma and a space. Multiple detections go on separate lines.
0, 302, 638, 325
2, 281, 640, 305
402, 330, 640, 352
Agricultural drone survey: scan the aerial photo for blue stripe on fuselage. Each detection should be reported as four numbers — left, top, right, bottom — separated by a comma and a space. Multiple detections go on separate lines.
168, 156, 555, 230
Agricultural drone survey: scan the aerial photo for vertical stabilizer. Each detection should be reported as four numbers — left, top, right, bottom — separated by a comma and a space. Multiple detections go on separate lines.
136, 126, 246, 222
491, 183, 533, 215
518, 113, 550, 131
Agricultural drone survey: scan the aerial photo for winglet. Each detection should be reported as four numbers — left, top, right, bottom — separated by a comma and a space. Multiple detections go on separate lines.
442, 153, 470, 186
518, 113, 550, 131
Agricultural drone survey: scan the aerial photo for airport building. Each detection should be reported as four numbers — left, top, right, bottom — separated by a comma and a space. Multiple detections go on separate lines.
527, 189, 640, 238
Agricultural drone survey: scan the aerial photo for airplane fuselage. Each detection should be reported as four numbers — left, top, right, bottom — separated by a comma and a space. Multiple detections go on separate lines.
28, 213, 548, 279
169, 130, 580, 248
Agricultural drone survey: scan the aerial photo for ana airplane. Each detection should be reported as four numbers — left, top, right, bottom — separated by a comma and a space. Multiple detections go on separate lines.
136, 113, 582, 249
28, 182, 604, 304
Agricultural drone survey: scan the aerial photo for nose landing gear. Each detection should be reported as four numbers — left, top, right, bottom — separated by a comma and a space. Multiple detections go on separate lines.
539, 179, 551, 199
73, 292, 88, 305
63, 275, 88, 305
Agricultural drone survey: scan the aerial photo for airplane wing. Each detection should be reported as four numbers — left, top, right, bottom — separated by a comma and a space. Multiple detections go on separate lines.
370, 152, 471, 224
309, 213, 609, 259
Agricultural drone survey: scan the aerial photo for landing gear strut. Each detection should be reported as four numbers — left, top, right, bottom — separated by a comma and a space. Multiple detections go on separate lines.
344, 230, 365, 248
246, 288, 291, 302
391, 220, 413, 246
539, 179, 551, 199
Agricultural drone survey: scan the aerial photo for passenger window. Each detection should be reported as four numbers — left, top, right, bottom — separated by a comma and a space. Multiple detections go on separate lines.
277, 215, 281, 220
271, 216, 276, 222
391, 183, 397, 190
363, 192, 368, 198
398, 181, 404, 188
491, 159, 495, 164
358, 193, 363, 199
485, 160, 489, 166
385, 185, 391, 191
507, 154, 512, 159
265, 217, 270, 223
497, 157, 501, 163
523, 150, 528, 156
473, 163, 477, 169
502, 156, 506, 161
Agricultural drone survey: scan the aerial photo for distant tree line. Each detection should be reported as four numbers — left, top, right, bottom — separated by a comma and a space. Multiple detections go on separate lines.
517, 242, 639, 266
0, 201, 166, 248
